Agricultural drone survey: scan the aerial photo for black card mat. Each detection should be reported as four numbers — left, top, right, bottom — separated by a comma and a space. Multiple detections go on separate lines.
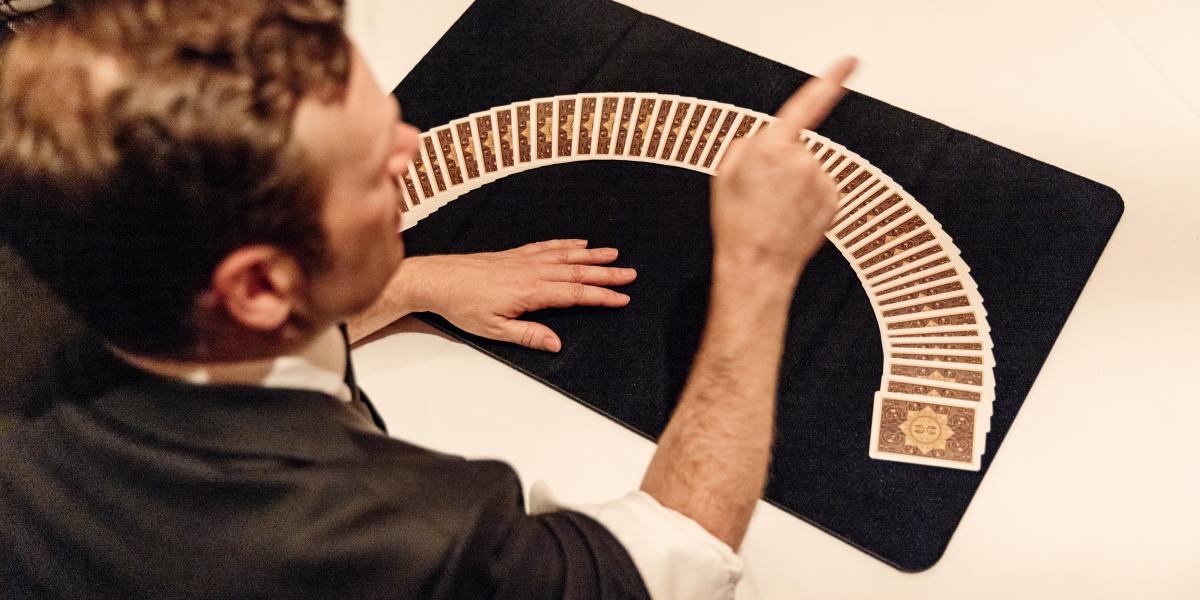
392, 0, 1123, 572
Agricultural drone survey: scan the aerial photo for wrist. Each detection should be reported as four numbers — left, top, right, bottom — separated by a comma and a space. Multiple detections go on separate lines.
391, 255, 439, 314
712, 254, 804, 305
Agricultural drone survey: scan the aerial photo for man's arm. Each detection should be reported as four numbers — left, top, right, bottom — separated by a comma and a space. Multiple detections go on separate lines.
346, 240, 636, 346
640, 58, 857, 550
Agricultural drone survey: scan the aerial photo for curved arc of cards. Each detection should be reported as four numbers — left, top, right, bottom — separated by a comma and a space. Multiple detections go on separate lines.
398, 93, 995, 471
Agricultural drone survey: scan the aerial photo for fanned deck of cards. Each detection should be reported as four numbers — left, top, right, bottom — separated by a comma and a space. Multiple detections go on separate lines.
396, 93, 996, 470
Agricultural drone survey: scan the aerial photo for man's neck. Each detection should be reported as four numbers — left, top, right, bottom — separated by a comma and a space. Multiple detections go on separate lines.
108, 325, 352, 402
135, 318, 337, 364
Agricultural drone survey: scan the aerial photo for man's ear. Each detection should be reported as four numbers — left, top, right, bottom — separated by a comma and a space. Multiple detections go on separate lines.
207, 246, 305, 332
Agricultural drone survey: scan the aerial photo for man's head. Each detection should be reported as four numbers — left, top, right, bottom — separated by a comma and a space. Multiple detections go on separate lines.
0, 0, 419, 358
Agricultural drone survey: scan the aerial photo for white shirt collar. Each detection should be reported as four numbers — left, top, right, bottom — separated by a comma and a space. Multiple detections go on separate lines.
110, 326, 354, 403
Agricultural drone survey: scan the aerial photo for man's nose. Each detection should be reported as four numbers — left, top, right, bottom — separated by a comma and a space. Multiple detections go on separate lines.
388, 122, 422, 177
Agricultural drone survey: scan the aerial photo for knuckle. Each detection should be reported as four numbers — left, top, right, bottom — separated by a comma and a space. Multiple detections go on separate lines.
484, 321, 507, 338
519, 286, 539, 306
819, 177, 838, 198
760, 144, 786, 163
569, 282, 587, 299
794, 156, 817, 175
570, 264, 588, 283
520, 325, 538, 348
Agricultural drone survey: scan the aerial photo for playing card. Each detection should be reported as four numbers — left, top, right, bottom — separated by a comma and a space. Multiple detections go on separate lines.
627, 94, 658, 158
493, 106, 517, 168
881, 287, 981, 316
872, 263, 970, 299
399, 161, 440, 227
832, 182, 890, 228
471, 111, 501, 176
881, 377, 986, 402
659, 99, 694, 161
433, 126, 465, 188
841, 194, 934, 255
880, 380, 994, 436
752, 117, 772, 136
889, 340, 988, 351
574, 95, 600, 156
595, 95, 621, 156
813, 145, 836, 167
818, 145, 849, 175
868, 392, 983, 470
847, 212, 931, 260
890, 329, 986, 340
706, 110, 769, 172
837, 172, 875, 204
686, 103, 725, 169
888, 341, 997, 376
887, 339, 995, 374
555, 96, 578, 160
698, 107, 741, 171
730, 111, 762, 143
831, 158, 866, 188
420, 133, 449, 194
515, 101, 534, 164
611, 95, 639, 156
887, 349, 990, 367
831, 191, 908, 245
800, 130, 818, 148
410, 147, 436, 200
857, 231, 945, 276
531, 97, 555, 163
643, 95, 676, 161
451, 119, 482, 183
885, 308, 986, 334
398, 164, 421, 209
395, 173, 412, 214
887, 358, 990, 389
673, 101, 711, 164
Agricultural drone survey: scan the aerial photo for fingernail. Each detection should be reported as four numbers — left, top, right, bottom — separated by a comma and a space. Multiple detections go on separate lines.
544, 337, 562, 352
602, 248, 618, 258
622, 268, 637, 277
573, 239, 588, 247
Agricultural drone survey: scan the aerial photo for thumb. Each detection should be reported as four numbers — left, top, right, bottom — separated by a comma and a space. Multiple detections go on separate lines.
494, 319, 562, 352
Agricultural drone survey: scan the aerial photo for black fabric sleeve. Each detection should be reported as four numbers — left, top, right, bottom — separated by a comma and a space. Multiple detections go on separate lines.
291, 455, 652, 600
486, 510, 652, 600
460, 461, 652, 600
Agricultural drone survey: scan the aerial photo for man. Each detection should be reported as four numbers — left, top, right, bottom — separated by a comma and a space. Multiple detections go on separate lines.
0, 1, 854, 598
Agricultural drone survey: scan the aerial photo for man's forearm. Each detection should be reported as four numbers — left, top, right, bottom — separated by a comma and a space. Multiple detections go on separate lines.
345, 257, 432, 344
640, 259, 798, 550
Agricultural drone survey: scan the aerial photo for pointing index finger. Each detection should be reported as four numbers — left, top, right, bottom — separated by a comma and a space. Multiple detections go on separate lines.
769, 56, 858, 142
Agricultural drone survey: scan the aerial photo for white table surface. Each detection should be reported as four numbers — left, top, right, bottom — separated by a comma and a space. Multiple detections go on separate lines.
345, 1, 1200, 598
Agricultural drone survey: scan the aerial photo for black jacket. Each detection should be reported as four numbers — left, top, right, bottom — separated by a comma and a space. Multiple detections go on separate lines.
0, 338, 650, 599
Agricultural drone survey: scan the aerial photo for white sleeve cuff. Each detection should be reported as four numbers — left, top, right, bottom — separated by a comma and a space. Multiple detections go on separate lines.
529, 481, 744, 600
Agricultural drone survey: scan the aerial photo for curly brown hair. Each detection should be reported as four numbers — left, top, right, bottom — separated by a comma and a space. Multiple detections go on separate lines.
0, 0, 351, 354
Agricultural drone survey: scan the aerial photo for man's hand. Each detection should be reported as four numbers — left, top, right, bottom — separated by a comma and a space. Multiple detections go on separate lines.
711, 59, 856, 284
347, 240, 636, 349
